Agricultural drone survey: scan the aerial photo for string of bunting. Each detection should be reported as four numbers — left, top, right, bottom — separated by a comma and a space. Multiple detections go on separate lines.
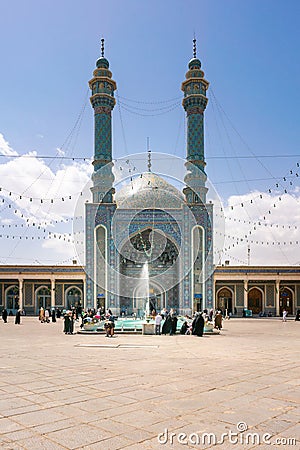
0, 232, 84, 244
0, 224, 84, 238
0, 251, 85, 266
209, 90, 300, 208
118, 99, 181, 112
0, 154, 90, 161
117, 94, 182, 105
0, 204, 83, 228
213, 209, 298, 230
224, 168, 300, 210
0, 187, 84, 203
1, 154, 299, 211
214, 229, 299, 247
0, 91, 89, 219
1, 165, 299, 224
119, 102, 181, 117
214, 250, 247, 266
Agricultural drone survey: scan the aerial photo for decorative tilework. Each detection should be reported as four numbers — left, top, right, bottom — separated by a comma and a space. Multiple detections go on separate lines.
266, 284, 275, 306
94, 113, 112, 168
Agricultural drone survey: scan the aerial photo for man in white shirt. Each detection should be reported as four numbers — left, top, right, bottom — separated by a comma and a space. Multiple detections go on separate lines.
155, 313, 162, 335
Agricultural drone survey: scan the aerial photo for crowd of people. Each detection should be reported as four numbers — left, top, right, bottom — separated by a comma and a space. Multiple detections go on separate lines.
150, 308, 223, 337
3, 304, 299, 334
72, 305, 224, 337
37, 306, 80, 334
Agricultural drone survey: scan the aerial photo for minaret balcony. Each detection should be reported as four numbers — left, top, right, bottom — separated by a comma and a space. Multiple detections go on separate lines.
182, 77, 209, 91
89, 76, 116, 90
90, 94, 116, 110
182, 95, 208, 112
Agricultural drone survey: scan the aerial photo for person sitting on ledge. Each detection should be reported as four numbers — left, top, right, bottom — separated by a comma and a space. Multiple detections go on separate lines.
180, 320, 189, 335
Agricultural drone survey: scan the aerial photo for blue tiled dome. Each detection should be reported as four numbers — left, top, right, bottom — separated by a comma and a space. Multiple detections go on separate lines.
115, 172, 184, 209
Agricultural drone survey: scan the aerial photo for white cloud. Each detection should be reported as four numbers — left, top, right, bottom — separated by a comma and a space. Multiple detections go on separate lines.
0, 133, 92, 263
214, 190, 300, 266
0, 150, 92, 224
42, 233, 76, 257
0, 133, 18, 156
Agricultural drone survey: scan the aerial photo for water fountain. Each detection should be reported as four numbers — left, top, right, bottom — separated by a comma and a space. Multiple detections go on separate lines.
139, 261, 154, 334
140, 261, 150, 319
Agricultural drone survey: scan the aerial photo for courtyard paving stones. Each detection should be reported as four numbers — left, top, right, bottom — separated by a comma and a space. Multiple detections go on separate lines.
0, 317, 299, 449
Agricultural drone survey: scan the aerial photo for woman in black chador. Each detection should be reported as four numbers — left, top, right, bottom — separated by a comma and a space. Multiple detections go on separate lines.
162, 310, 178, 335
2, 309, 8, 323
63, 312, 71, 334
162, 313, 173, 335
192, 312, 205, 337
15, 309, 21, 325
171, 314, 178, 335
51, 309, 56, 322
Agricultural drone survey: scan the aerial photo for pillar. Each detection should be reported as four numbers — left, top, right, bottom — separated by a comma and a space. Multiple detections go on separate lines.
244, 280, 248, 310
51, 278, 55, 309
275, 280, 280, 317
83, 278, 86, 310
18, 278, 23, 310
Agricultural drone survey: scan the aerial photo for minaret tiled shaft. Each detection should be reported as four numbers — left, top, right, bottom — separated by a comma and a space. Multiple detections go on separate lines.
182, 56, 209, 171
89, 46, 117, 203
182, 50, 209, 204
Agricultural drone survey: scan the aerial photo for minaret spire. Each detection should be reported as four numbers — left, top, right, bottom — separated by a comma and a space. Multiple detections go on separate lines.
193, 36, 197, 58
101, 38, 105, 57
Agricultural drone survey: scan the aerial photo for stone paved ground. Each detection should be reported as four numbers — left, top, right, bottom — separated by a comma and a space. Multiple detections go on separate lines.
0, 317, 299, 449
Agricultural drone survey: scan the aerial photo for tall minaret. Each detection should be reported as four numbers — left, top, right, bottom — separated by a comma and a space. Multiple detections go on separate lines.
89, 39, 117, 203
182, 38, 209, 204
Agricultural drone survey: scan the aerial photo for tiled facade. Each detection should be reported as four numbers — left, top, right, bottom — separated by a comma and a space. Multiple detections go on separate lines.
85, 44, 214, 316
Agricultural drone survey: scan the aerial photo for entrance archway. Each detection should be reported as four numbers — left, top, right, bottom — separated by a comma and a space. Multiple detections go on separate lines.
280, 287, 293, 315
36, 286, 51, 313
216, 287, 233, 314
248, 287, 263, 314
119, 227, 179, 315
6, 285, 19, 314
66, 287, 82, 310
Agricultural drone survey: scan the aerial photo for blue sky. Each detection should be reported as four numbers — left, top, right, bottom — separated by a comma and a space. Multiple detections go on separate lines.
0, 0, 300, 265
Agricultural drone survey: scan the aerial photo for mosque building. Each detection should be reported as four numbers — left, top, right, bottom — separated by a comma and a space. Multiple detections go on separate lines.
85, 38, 213, 316
0, 41, 300, 317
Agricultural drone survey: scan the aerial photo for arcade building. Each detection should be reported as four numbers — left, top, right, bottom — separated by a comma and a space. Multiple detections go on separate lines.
0, 265, 299, 317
